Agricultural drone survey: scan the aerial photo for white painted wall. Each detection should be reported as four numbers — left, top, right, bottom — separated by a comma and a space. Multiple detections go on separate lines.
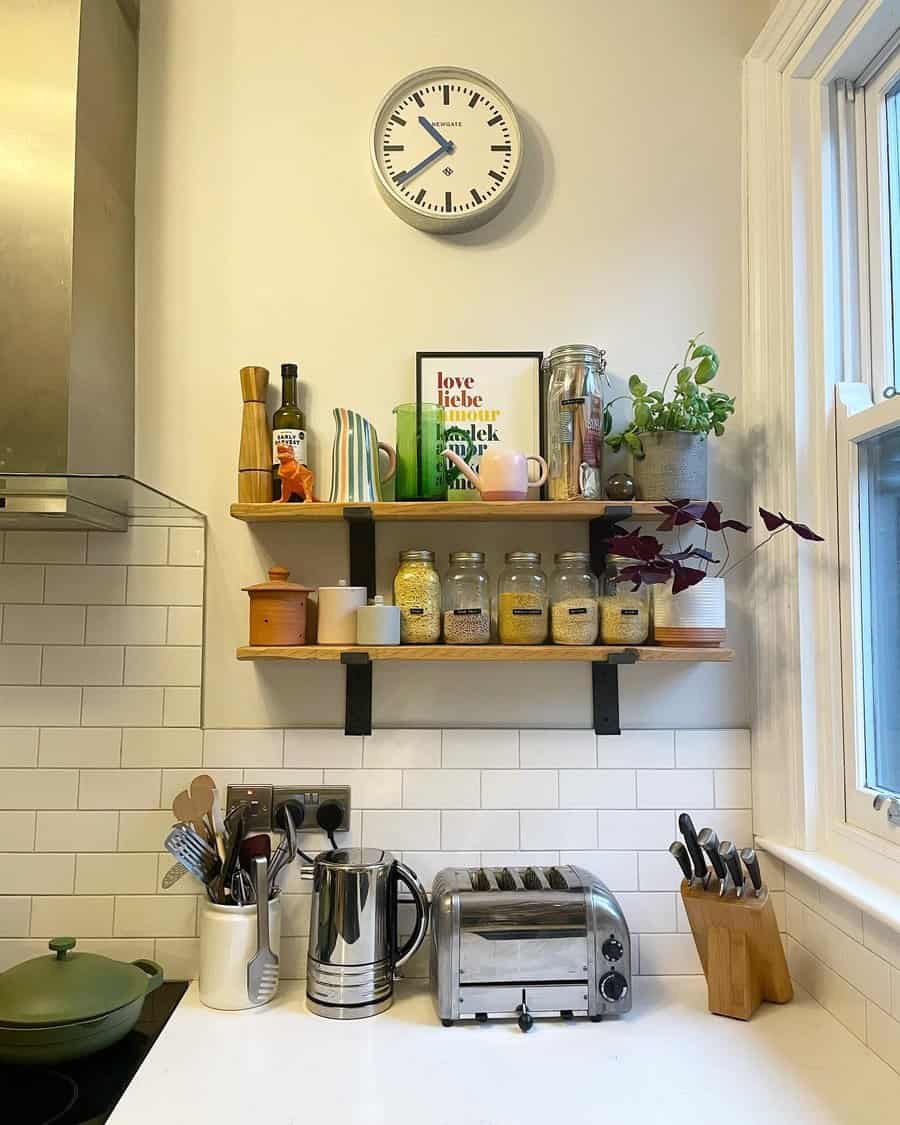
135, 0, 773, 728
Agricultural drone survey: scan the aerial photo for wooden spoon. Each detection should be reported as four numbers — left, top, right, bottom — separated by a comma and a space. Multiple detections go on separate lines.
172, 790, 212, 844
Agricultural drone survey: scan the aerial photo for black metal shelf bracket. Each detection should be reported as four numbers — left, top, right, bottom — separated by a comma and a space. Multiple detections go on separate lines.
343, 506, 375, 598
589, 507, 635, 736
341, 651, 372, 736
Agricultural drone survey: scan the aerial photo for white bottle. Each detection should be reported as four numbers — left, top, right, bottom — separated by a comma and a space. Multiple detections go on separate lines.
356, 595, 401, 645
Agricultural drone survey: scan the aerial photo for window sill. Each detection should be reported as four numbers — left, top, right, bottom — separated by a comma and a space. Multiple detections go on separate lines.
758, 836, 900, 934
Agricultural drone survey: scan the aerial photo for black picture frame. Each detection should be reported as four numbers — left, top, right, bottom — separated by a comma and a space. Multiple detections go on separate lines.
414, 350, 545, 501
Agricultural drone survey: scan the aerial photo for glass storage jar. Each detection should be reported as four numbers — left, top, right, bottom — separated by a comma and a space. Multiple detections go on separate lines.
443, 552, 490, 644
498, 551, 548, 645
599, 555, 650, 644
393, 550, 441, 643
550, 552, 599, 645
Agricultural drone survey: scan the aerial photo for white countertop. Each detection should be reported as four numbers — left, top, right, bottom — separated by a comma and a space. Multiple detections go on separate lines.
110, 978, 899, 1125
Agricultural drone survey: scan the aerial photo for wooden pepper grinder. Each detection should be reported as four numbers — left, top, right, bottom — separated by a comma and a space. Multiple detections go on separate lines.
238, 365, 273, 503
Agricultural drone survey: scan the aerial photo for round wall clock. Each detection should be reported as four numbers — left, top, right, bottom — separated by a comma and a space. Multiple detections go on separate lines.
371, 66, 523, 235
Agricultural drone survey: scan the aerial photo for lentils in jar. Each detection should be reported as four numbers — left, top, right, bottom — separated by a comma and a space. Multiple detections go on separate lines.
394, 550, 441, 643
599, 555, 650, 644
498, 551, 548, 644
549, 551, 599, 645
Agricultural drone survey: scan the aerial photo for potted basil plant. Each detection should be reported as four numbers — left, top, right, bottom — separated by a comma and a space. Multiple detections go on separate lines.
604, 336, 735, 500
607, 501, 823, 646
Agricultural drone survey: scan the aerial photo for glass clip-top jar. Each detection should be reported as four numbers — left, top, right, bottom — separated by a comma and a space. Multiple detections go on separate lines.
550, 552, 599, 645
393, 550, 441, 644
498, 551, 548, 645
600, 555, 650, 645
443, 552, 490, 644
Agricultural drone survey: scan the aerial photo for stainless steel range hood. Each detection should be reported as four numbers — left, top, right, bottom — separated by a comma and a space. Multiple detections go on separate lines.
0, 0, 198, 531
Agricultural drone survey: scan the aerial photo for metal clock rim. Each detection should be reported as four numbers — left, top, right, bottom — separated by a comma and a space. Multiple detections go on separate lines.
370, 65, 523, 233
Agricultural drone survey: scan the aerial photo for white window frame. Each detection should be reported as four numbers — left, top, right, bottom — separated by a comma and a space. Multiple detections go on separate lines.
745, 0, 900, 897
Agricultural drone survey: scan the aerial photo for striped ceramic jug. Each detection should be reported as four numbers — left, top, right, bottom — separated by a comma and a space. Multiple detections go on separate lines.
329, 408, 397, 503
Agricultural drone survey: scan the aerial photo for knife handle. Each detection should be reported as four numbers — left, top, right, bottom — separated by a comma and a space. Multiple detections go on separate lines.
740, 847, 763, 895
697, 827, 728, 885
678, 813, 708, 884
719, 840, 744, 896
669, 841, 694, 883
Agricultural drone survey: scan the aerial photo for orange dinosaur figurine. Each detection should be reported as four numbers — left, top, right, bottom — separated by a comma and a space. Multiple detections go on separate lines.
275, 443, 317, 504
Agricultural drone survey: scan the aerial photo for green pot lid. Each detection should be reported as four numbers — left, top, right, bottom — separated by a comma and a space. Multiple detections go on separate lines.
0, 938, 162, 1028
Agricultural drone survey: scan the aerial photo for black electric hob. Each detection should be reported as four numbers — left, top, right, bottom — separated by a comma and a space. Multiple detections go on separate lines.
0, 981, 189, 1125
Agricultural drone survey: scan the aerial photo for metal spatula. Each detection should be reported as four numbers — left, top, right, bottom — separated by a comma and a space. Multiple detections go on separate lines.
247, 856, 279, 1005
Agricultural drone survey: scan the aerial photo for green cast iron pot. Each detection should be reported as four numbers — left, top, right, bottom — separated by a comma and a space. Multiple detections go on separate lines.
0, 937, 164, 1065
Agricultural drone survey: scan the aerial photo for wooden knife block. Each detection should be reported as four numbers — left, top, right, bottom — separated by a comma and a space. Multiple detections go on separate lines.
681, 881, 792, 1020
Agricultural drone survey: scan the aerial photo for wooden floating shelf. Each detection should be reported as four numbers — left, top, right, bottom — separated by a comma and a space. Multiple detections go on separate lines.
230, 500, 675, 523
237, 644, 734, 663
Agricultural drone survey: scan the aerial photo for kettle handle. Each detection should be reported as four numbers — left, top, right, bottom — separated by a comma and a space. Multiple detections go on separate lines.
393, 862, 428, 969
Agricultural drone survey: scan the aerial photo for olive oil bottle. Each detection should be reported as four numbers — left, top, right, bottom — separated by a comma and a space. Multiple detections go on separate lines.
272, 363, 307, 497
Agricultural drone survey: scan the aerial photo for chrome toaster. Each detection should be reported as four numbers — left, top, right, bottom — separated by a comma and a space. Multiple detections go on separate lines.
431, 865, 631, 1030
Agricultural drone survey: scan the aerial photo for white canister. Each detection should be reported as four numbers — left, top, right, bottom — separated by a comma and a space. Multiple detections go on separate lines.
356, 595, 401, 644
317, 580, 367, 644
199, 898, 282, 1011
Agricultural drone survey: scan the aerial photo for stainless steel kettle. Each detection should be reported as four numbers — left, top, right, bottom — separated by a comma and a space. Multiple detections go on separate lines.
304, 848, 428, 1019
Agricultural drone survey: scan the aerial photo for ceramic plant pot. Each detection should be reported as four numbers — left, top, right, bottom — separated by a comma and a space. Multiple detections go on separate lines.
631, 431, 708, 500
653, 575, 726, 647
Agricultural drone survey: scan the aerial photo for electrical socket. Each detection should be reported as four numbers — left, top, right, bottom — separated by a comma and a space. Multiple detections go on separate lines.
272, 785, 351, 834
224, 784, 273, 833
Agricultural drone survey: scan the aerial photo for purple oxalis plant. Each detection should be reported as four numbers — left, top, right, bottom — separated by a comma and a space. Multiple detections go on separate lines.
608, 499, 823, 594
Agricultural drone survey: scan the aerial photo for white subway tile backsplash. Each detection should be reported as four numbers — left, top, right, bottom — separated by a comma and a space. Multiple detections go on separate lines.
163, 687, 201, 726
481, 850, 559, 867
637, 770, 714, 809
441, 729, 518, 768
893, 968, 900, 1021
520, 810, 596, 850
0, 940, 49, 971
482, 770, 558, 809
31, 896, 115, 937
203, 729, 283, 767
786, 938, 867, 1041
596, 730, 675, 769
801, 906, 891, 1005
558, 770, 635, 809
0, 854, 75, 894
617, 892, 677, 933
400, 852, 480, 889
280, 894, 314, 937
757, 852, 785, 891
0, 686, 83, 727
242, 768, 323, 787
82, 687, 164, 727
166, 607, 203, 646
784, 867, 821, 908
1, 728, 39, 766
2, 605, 84, 644
36, 812, 118, 852
325, 769, 402, 808
0, 769, 78, 809
864, 914, 900, 970
402, 769, 479, 809
75, 853, 158, 894
713, 769, 752, 809
3, 812, 36, 850
44, 565, 126, 605
42, 646, 124, 686
638, 851, 684, 892
866, 1000, 900, 1072
362, 810, 440, 851
442, 810, 518, 850
119, 811, 178, 851
114, 896, 197, 937
121, 728, 202, 767
79, 769, 161, 810
0, 565, 44, 603
817, 886, 864, 943
596, 809, 676, 850
124, 646, 201, 687
127, 566, 203, 606
363, 729, 441, 768
0, 898, 30, 937
86, 606, 168, 645
5, 531, 85, 565
39, 728, 121, 768
75, 938, 156, 961
674, 729, 751, 769
0, 645, 41, 685
285, 729, 363, 768
155, 938, 200, 980
559, 851, 638, 891
88, 527, 169, 566
519, 730, 596, 768
160, 769, 242, 808
639, 933, 702, 974
168, 528, 205, 566
681, 808, 753, 847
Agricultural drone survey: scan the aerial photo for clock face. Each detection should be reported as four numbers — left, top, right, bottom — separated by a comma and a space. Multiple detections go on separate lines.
371, 67, 522, 234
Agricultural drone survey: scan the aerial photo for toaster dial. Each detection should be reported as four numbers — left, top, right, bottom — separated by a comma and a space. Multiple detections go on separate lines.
601, 936, 624, 963
599, 971, 628, 1003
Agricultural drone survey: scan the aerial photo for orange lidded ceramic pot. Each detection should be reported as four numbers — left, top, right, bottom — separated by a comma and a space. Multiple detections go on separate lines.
244, 566, 312, 646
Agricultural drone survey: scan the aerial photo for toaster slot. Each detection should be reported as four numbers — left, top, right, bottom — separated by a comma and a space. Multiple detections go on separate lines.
470, 868, 491, 892
522, 867, 546, 891
495, 867, 518, 891
546, 866, 570, 890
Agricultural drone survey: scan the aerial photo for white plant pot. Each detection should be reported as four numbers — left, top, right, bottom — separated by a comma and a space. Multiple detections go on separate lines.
652, 575, 726, 647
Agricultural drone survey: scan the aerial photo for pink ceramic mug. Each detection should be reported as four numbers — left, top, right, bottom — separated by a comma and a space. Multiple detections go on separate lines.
441, 445, 548, 501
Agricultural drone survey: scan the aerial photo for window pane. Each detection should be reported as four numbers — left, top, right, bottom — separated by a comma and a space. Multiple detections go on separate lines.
860, 425, 900, 795
887, 87, 900, 388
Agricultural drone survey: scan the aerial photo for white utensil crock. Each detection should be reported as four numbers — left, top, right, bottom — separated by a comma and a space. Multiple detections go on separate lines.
652, 575, 726, 647
317, 580, 367, 644
199, 898, 282, 1010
